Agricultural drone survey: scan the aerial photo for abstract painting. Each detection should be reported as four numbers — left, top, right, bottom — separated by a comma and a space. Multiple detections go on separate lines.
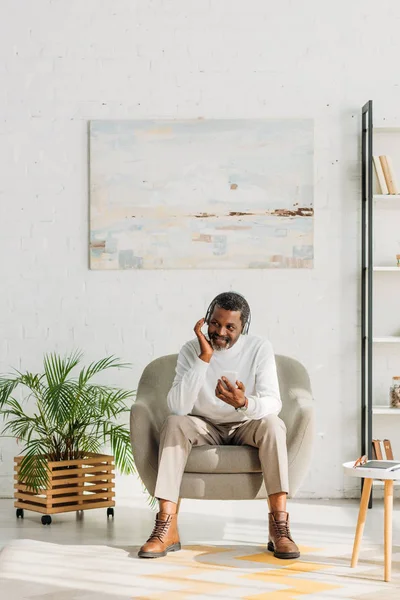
89, 119, 314, 269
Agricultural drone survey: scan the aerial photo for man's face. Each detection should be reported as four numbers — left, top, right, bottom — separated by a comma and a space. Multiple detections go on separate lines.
207, 306, 243, 351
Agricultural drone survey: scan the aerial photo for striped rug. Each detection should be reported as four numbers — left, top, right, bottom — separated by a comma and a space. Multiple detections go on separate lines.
0, 538, 399, 599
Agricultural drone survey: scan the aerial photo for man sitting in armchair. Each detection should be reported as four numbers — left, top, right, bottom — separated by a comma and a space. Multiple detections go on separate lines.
138, 291, 300, 560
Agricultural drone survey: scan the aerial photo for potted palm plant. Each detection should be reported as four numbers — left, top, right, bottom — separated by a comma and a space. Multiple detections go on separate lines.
0, 351, 135, 525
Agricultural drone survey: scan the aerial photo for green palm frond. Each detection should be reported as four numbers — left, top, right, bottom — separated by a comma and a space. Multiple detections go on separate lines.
44, 351, 83, 387
73, 434, 102, 457
0, 377, 20, 408
1, 396, 25, 419
15, 372, 45, 392
1, 397, 48, 441
1, 407, 36, 441
97, 388, 135, 419
17, 439, 52, 492
42, 380, 79, 425
103, 423, 136, 475
78, 356, 130, 388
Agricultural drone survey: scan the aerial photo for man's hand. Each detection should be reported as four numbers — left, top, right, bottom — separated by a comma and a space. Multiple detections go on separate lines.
215, 378, 247, 410
194, 318, 213, 363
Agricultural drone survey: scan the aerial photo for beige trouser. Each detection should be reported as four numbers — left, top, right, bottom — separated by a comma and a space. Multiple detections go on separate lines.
154, 414, 289, 503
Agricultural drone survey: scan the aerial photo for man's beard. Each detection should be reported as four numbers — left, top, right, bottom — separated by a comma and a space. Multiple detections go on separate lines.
210, 335, 231, 351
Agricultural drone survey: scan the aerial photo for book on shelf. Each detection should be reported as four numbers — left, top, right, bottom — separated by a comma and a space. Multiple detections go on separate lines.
386, 156, 399, 194
373, 156, 389, 194
372, 438, 394, 461
356, 460, 400, 471
384, 439, 394, 460
372, 439, 383, 460
378, 155, 399, 194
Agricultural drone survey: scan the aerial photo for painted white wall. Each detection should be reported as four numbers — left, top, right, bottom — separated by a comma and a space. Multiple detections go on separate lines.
2, 0, 400, 500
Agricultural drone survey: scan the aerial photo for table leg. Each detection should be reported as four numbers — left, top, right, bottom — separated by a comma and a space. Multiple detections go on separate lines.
351, 478, 372, 568
384, 479, 393, 582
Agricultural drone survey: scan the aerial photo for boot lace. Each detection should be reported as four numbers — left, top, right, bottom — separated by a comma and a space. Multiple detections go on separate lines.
272, 518, 293, 541
147, 517, 170, 542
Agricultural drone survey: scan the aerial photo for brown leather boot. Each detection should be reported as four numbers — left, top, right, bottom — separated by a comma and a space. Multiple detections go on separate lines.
138, 512, 181, 559
268, 511, 300, 559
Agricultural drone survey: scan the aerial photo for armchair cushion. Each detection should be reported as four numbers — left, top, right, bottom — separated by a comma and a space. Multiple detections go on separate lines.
185, 445, 261, 474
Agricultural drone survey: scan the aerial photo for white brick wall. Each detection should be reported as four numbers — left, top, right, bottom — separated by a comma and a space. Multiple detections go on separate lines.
1, 0, 400, 499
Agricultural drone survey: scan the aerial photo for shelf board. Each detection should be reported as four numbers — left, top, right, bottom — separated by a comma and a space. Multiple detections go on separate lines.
372, 406, 400, 415
373, 337, 400, 343
373, 127, 400, 133
373, 266, 400, 271
373, 194, 400, 200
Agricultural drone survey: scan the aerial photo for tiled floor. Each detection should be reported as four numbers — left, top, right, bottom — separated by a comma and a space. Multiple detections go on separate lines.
0, 494, 399, 598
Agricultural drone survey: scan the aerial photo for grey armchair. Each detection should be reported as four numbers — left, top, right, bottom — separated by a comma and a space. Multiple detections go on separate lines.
130, 354, 314, 500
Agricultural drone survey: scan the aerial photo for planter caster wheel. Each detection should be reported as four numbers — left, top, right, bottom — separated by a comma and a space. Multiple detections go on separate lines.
107, 508, 114, 518
41, 515, 52, 525
16, 508, 24, 519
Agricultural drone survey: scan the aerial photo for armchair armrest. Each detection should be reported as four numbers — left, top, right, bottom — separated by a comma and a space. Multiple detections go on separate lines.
130, 401, 160, 497
285, 391, 315, 497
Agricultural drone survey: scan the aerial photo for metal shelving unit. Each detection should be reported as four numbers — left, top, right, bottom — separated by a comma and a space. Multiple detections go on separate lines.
361, 100, 373, 468
361, 100, 400, 503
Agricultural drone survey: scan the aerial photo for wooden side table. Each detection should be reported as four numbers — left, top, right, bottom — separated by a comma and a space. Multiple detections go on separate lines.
343, 461, 400, 582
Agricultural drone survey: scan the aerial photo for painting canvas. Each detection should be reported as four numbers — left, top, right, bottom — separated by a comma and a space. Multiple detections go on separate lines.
89, 119, 314, 269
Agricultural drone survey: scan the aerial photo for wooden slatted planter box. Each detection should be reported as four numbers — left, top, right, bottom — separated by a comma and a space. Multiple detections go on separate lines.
14, 452, 115, 525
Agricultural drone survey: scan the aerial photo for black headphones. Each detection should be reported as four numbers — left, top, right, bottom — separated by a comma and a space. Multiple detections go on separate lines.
204, 292, 251, 335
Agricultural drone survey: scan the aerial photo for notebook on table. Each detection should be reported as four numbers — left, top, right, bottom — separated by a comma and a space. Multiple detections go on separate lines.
357, 460, 400, 471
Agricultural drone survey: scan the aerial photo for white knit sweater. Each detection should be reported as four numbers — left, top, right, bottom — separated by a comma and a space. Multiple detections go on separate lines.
167, 334, 282, 423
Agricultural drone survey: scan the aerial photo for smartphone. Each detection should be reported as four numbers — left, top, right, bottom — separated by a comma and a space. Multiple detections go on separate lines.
220, 371, 238, 389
